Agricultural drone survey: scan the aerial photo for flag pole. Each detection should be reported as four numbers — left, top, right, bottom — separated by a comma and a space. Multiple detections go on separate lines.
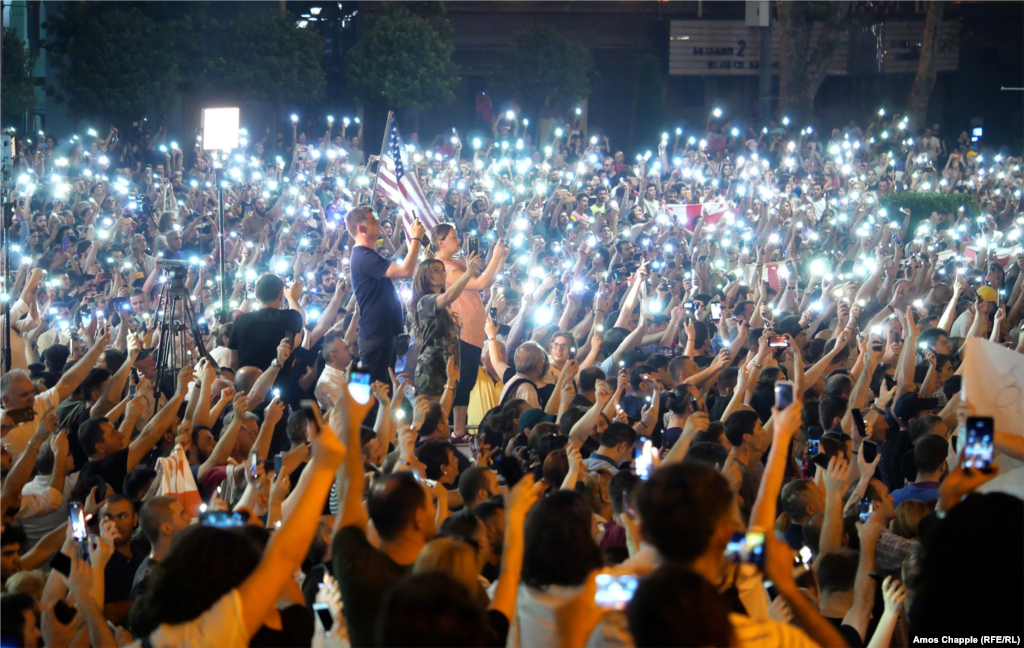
369, 111, 394, 212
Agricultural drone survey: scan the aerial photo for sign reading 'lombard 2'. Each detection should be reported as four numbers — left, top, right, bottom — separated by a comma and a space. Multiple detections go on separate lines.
669, 20, 958, 77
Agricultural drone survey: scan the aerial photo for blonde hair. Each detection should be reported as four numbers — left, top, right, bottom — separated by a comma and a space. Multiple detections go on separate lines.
413, 537, 479, 594
582, 468, 613, 516
891, 499, 931, 539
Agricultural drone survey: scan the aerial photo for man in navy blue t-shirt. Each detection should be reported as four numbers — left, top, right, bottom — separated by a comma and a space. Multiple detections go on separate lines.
346, 206, 425, 389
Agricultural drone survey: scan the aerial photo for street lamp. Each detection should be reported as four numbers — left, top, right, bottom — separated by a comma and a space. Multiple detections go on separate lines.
201, 107, 240, 321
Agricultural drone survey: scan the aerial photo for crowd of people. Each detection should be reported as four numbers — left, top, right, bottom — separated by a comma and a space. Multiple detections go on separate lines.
1, 102, 1023, 648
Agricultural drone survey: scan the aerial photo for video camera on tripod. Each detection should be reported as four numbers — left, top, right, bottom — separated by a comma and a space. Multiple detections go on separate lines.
152, 258, 212, 391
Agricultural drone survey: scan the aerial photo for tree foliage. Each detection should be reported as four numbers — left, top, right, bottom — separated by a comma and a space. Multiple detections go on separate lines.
775, 0, 852, 123
42, 4, 180, 124
345, 8, 459, 112
1, 28, 36, 124
492, 24, 591, 110
42, 3, 326, 125
204, 13, 326, 104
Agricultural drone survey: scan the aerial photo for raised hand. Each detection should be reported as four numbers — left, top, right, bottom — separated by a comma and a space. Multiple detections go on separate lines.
445, 355, 460, 386
232, 391, 249, 418
880, 576, 908, 616
264, 396, 286, 427
276, 336, 293, 365
176, 364, 196, 394
823, 456, 852, 496
371, 380, 391, 406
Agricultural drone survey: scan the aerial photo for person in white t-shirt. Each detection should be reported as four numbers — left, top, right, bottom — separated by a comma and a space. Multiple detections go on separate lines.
0, 331, 110, 457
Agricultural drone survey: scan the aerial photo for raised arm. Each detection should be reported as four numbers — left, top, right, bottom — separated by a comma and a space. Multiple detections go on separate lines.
816, 456, 853, 564
385, 219, 426, 278
435, 252, 481, 310
843, 516, 882, 643
127, 365, 193, 471
749, 399, 803, 531
198, 392, 247, 482
238, 406, 347, 639
489, 475, 543, 622
54, 331, 111, 402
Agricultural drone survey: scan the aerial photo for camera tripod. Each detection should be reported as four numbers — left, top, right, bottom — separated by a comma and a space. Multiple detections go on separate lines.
152, 262, 212, 390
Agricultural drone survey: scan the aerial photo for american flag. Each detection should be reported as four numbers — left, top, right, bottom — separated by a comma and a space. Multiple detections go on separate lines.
377, 119, 439, 236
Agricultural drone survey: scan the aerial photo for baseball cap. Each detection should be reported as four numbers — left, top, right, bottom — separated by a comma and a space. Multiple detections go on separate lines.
519, 408, 556, 433
976, 286, 998, 303
774, 315, 808, 338
892, 392, 939, 423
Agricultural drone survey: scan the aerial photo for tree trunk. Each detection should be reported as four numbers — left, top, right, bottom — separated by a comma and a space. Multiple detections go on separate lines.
776, 1, 851, 124
905, 0, 945, 129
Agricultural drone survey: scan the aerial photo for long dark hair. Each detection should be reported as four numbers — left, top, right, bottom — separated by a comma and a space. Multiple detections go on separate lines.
128, 526, 261, 636
409, 259, 445, 337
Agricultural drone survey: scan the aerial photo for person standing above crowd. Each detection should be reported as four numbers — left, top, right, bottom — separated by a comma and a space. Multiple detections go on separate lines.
431, 224, 509, 438
347, 206, 425, 388
409, 251, 481, 402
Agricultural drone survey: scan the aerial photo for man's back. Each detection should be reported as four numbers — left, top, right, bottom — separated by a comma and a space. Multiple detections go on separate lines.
332, 526, 410, 647
228, 307, 302, 370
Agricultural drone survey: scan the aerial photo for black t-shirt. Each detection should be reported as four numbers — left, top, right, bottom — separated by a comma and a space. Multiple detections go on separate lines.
130, 555, 157, 603
825, 616, 865, 648
78, 448, 130, 495
882, 427, 912, 492
228, 307, 303, 370
568, 393, 594, 410
350, 245, 404, 340
103, 540, 146, 604
332, 526, 411, 648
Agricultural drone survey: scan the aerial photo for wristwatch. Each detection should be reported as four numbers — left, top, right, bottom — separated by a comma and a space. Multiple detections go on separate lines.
270, 359, 281, 369
870, 404, 885, 415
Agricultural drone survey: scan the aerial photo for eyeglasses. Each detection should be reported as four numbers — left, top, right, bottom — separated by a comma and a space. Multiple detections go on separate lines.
550, 342, 570, 350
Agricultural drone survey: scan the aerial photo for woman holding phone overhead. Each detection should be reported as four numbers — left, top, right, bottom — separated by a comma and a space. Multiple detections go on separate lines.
409, 250, 482, 401
431, 224, 509, 437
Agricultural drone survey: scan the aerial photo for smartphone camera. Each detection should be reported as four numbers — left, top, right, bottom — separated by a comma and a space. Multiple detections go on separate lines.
349, 371, 372, 405
807, 437, 821, 455
768, 335, 789, 349
851, 408, 868, 438
859, 497, 874, 523
594, 573, 639, 610
774, 381, 794, 410
69, 502, 88, 541
710, 303, 722, 321
963, 416, 994, 472
725, 530, 766, 567
861, 440, 878, 463
313, 602, 334, 634
634, 436, 653, 480
250, 451, 260, 479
